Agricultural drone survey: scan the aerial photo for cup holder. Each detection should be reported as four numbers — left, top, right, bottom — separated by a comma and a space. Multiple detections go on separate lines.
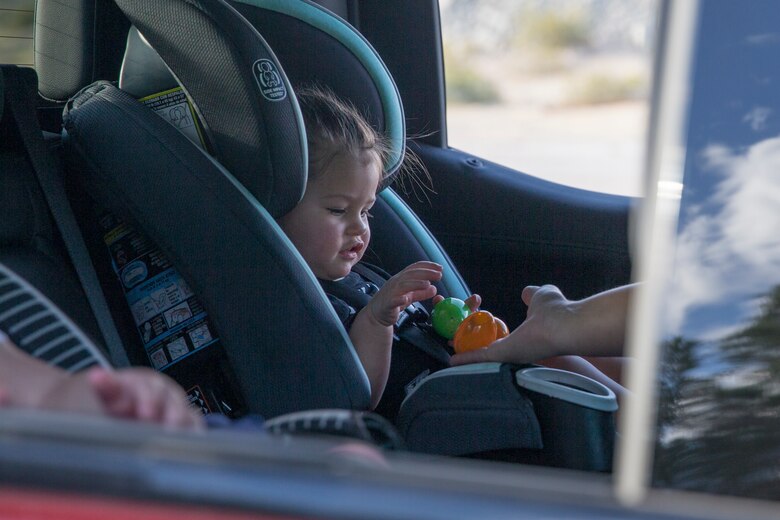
515, 367, 618, 412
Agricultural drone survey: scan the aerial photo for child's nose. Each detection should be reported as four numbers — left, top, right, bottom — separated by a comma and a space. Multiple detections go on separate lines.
347, 215, 368, 235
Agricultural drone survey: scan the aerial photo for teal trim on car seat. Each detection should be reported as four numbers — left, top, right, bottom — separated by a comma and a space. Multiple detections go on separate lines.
380, 188, 469, 300
232, 0, 405, 176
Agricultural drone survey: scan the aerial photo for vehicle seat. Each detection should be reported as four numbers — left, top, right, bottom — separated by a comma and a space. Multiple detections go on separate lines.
0, 65, 110, 371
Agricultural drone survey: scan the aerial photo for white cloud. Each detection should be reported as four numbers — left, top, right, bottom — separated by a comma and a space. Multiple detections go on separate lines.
664, 136, 780, 334
746, 33, 780, 46
742, 106, 772, 131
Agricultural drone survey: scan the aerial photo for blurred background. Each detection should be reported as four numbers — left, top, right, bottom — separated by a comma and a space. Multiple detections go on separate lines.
441, 0, 659, 196
0, 1, 34, 66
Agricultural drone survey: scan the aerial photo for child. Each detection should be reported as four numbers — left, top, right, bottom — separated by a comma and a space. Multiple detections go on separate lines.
279, 86, 455, 408
280, 86, 623, 410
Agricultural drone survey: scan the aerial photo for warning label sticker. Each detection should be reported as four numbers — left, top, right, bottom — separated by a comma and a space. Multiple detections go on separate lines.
100, 212, 219, 372
139, 87, 206, 149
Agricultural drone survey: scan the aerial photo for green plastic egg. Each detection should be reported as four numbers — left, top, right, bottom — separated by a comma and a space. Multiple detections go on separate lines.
431, 297, 471, 339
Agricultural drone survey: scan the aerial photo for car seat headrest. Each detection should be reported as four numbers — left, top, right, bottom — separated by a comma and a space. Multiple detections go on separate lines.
34, 0, 130, 104
111, 0, 307, 218
118, 0, 407, 191
228, 0, 406, 183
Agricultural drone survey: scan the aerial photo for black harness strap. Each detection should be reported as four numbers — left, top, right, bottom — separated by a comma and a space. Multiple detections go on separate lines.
323, 262, 450, 365
2, 66, 129, 368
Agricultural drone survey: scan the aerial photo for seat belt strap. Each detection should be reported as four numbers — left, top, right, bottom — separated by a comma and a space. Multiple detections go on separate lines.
2, 66, 130, 368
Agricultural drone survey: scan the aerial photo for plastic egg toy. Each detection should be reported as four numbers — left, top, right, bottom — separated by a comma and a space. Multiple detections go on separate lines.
453, 310, 509, 353
431, 297, 471, 339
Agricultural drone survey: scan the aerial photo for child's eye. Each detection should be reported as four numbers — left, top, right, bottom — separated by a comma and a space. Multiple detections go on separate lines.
361, 209, 374, 219
327, 208, 346, 216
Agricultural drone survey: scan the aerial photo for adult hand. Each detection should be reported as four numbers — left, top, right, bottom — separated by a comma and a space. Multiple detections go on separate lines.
450, 285, 571, 366
450, 283, 633, 366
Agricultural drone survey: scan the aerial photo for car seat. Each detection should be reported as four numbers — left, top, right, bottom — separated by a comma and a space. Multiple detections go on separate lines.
111, 0, 473, 421
41, 0, 371, 419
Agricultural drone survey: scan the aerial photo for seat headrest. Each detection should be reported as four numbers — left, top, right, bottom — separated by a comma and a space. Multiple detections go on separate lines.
34, 0, 130, 103
112, 0, 307, 218
119, 0, 406, 190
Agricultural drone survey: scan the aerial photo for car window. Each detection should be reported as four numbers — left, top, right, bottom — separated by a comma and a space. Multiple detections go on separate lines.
439, 0, 659, 197
0, 0, 34, 67
649, 0, 780, 500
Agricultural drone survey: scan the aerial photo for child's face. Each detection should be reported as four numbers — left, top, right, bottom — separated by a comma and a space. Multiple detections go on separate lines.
279, 151, 381, 280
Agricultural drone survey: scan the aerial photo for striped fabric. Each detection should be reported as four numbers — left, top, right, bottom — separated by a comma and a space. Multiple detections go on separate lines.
0, 262, 110, 371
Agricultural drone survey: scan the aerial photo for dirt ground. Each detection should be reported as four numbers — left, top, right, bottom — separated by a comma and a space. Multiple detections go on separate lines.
446, 51, 650, 198
447, 100, 647, 197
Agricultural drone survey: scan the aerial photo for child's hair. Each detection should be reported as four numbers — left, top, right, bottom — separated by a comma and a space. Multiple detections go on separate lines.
296, 85, 393, 187
296, 85, 433, 199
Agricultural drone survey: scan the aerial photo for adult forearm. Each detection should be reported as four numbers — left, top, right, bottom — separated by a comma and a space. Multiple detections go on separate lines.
563, 283, 635, 357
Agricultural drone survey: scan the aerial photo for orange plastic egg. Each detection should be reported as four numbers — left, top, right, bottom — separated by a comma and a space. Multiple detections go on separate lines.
453, 310, 498, 353
495, 317, 509, 339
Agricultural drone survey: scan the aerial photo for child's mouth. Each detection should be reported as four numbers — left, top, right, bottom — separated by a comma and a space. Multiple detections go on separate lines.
340, 242, 363, 259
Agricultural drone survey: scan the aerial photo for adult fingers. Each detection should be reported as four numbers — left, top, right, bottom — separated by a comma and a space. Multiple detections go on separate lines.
161, 390, 205, 430
521, 286, 540, 306
135, 377, 168, 423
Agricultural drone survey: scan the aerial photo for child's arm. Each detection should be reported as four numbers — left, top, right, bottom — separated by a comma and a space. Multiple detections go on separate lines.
349, 261, 442, 408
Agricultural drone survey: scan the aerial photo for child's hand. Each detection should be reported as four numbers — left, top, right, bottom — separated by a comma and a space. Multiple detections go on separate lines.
366, 261, 442, 326
86, 367, 205, 430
